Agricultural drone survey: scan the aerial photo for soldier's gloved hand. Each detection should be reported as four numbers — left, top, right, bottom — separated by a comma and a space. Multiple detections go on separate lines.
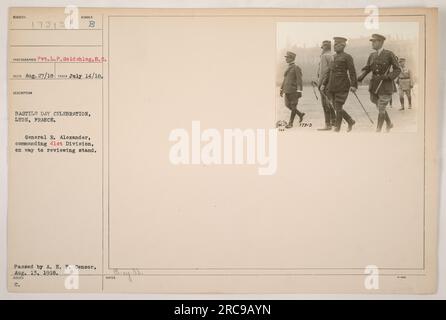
350, 87, 357, 93
320, 85, 325, 92
296, 91, 302, 98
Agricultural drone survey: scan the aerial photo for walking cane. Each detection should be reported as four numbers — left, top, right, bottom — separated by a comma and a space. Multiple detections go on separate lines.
352, 91, 374, 124
310, 81, 319, 100
319, 89, 335, 112
374, 65, 392, 95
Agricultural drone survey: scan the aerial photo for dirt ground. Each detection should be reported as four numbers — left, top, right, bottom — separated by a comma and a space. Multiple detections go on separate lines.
276, 85, 418, 133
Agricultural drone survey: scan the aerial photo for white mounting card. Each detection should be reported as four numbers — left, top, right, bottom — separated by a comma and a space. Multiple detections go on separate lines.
7, 7, 439, 293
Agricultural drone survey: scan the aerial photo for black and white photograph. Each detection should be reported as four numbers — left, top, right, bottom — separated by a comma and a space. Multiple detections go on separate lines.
276, 22, 421, 133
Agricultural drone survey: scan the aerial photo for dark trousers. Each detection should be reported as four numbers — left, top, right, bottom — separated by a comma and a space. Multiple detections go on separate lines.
328, 91, 354, 130
321, 91, 336, 126
284, 92, 303, 125
370, 93, 393, 130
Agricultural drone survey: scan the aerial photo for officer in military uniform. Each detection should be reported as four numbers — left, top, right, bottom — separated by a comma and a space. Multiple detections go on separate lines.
317, 40, 336, 130
321, 37, 357, 132
280, 51, 305, 129
396, 57, 413, 110
357, 34, 401, 132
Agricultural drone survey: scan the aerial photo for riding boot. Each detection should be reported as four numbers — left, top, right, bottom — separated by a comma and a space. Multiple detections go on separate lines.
376, 114, 384, 132
286, 110, 296, 128
296, 110, 305, 123
342, 110, 353, 123
330, 109, 336, 127
334, 110, 343, 132
384, 111, 392, 126
384, 111, 393, 132
323, 106, 331, 128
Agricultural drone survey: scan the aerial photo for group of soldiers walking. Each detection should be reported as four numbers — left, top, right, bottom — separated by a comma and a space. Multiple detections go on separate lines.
280, 33, 414, 132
